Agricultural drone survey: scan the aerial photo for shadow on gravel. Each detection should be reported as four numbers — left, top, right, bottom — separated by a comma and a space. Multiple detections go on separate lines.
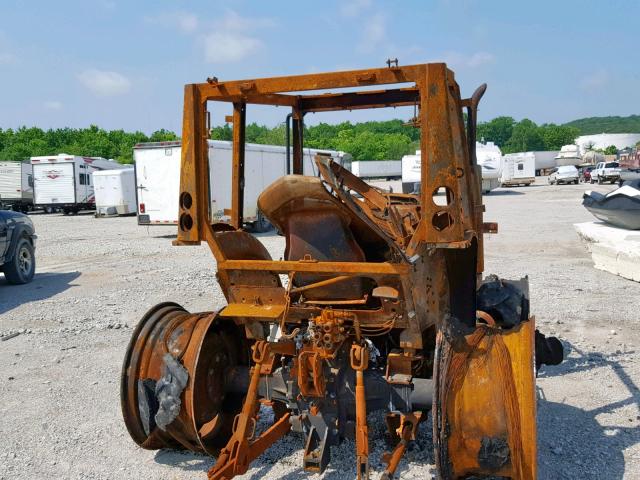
486, 190, 525, 196
537, 343, 638, 479
0, 271, 81, 315
151, 234, 177, 239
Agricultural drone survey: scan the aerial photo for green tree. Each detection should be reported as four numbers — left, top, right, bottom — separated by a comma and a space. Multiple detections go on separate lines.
210, 124, 232, 141
603, 145, 618, 155
476, 116, 515, 147
148, 129, 178, 142
503, 119, 545, 153
538, 124, 580, 150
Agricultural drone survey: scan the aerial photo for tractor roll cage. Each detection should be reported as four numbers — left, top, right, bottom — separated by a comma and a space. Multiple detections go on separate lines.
175, 62, 486, 277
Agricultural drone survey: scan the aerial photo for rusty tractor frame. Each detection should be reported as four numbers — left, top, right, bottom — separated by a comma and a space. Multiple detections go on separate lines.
121, 62, 563, 480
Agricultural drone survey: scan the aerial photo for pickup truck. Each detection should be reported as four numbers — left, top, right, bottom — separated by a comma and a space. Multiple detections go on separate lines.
591, 161, 621, 184
0, 210, 37, 284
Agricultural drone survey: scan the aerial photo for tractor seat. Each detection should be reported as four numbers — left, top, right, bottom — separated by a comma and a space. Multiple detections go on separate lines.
257, 175, 368, 300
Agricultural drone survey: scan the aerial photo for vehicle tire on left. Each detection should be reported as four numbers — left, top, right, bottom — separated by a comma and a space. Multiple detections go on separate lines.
3, 237, 36, 284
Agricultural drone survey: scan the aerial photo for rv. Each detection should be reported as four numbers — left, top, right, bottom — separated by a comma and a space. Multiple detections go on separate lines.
93, 168, 136, 217
401, 142, 504, 194
133, 140, 351, 231
30, 154, 124, 214
476, 142, 503, 193
501, 153, 536, 187
0, 161, 33, 212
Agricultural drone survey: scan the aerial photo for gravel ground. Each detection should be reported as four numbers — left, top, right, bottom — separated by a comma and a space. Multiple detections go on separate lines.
1, 179, 638, 479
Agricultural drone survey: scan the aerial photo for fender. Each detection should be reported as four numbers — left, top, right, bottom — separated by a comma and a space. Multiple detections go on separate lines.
4, 222, 36, 263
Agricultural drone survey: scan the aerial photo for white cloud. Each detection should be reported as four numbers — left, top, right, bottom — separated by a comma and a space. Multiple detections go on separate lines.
341, 0, 372, 17
77, 69, 131, 96
0, 52, 13, 65
200, 10, 273, 63
443, 51, 495, 69
580, 69, 608, 92
145, 11, 198, 34
44, 100, 63, 110
203, 31, 262, 63
358, 13, 386, 53
218, 9, 275, 31
467, 52, 495, 67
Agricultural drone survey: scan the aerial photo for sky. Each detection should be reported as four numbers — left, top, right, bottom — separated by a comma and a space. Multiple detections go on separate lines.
0, 0, 639, 134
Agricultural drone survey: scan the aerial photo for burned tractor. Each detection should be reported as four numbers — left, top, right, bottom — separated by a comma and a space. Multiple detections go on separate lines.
121, 63, 562, 479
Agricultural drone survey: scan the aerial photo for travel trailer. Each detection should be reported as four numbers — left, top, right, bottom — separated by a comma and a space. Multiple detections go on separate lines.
31, 154, 124, 214
501, 153, 536, 187
401, 142, 504, 194
133, 140, 351, 231
0, 161, 33, 212
476, 142, 503, 193
93, 168, 136, 217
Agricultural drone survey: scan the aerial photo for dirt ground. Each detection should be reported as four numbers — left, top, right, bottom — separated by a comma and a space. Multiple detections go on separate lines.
1, 179, 638, 479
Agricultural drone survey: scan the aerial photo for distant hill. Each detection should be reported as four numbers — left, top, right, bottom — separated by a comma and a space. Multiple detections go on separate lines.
563, 115, 640, 135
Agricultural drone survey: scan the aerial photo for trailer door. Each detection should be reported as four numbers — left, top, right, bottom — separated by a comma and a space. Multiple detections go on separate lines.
136, 150, 180, 224
33, 162, 75, 205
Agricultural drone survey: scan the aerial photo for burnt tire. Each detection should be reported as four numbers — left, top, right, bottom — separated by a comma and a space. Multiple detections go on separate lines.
477, 275, 529, 328
3, 237, 35, 284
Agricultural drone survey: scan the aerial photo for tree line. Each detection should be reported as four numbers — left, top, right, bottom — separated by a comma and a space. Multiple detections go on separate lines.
0, 126, 177, 164
564, 115, 640, 135
0, 116, 602, 164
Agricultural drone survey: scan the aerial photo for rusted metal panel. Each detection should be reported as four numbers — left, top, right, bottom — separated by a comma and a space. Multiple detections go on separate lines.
198, 64, 423, 98
230, 102, 246, 229
219, 259, 411, 275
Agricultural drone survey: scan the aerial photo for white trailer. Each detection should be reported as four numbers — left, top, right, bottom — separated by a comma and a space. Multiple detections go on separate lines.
401, 142, 504, 194
30, 154, 124, 214
476, 142, 503, 193
501, 153, 536, 187
133, 140, 351, 231
401, 151, 421, 193
93, 168, 136, 217
351, 160, 401, 179
0, 161, 33, 212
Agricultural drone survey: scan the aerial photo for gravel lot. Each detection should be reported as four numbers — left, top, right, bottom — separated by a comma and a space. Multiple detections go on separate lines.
1, 179, 638, 479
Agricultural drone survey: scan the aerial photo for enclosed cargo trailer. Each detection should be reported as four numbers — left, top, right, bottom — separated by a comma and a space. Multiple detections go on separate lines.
133, 140, 351, 231
93, 168, 136, 217
350, 160, 401, 179
0, 161, 33, 212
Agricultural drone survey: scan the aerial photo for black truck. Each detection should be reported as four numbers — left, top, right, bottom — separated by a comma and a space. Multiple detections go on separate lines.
0, 210, 37, 284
